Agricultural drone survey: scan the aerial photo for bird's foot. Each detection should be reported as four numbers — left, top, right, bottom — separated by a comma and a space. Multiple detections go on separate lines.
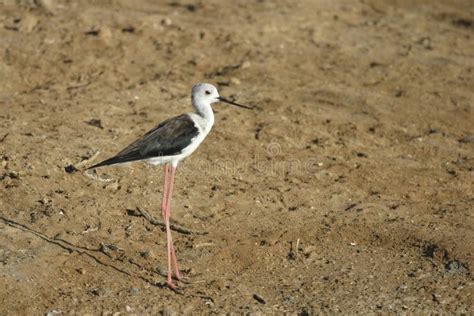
166, 279, 177, 290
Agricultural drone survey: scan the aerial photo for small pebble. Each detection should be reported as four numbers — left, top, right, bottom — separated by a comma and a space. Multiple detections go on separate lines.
64, 164, 78, 173
140, 250, 156, 259
241, 61, 251, 69
85, 118, 103, 129
105, 181, 120, 191
122, 26, 135, 33
230, 77, 241, 85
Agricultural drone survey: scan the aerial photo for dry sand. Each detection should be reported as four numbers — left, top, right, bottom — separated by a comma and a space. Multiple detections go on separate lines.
0, 0, 473, 314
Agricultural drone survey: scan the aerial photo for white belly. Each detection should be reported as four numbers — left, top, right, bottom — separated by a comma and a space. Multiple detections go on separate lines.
146, 112, 213, 167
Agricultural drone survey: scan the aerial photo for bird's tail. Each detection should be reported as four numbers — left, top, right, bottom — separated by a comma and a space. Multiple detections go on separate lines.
86, 152, 143, 170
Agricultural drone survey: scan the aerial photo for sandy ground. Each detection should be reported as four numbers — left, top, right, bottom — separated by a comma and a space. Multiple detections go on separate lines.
0, 0, 473, 314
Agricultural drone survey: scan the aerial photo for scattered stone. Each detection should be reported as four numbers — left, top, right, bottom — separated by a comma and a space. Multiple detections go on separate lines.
161, 18, 172, 26
85, 29, 100, 36
185, 4, 199, 12
230, 77, 241, 85
0, 155, 8, 168
140, 250, 156, 259
394, 90, 404, 97
417, 37, 432, 50
445, 260, 469, 274
85, 118, 103, 129
89, 287, 110, 297
447, 170, 457, 176
1, 171, 19, 180
45, 310, 62, 316
105, 181, 120, 191
241, 61, 251, 69
64, 164, 78, 173
122, 26, 135, 33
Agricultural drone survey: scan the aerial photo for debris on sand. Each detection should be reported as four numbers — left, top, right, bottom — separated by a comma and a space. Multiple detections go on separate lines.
65, 151, 101, 174
85, 118, 103, 129
64, 164, 78, 173
253, 293, 266, 304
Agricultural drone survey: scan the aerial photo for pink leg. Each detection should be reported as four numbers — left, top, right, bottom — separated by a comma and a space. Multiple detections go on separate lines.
166, 165, 181, 280
161, 164, 170, 218
161, 164, 180, 288
161, 164, 175, 288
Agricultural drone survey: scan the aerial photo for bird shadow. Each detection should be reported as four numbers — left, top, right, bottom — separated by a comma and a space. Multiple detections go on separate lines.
0, 215, 178, 292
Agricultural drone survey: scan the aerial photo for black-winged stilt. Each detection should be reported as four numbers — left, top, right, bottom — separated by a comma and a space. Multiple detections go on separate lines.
87, 83, 251, 289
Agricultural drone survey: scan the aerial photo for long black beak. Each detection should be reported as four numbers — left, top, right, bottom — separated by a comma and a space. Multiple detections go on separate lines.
218, 97, 253, 110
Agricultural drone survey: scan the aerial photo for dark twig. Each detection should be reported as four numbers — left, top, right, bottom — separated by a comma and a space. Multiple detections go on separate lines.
129, 207, 208, 235
0, 133, 8, 143
0, 216, 132, 274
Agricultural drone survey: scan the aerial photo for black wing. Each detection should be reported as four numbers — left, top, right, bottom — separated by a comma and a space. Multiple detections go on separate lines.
88, 114, 198, 169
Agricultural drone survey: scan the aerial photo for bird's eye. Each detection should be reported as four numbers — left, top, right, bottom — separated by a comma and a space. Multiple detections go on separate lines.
205, 90, 211, 95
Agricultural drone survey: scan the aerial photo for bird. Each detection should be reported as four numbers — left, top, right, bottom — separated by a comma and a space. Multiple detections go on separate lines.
87, 83, 252, 289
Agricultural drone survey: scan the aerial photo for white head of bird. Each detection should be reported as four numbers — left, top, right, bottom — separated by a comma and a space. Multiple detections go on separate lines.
191, 83, 252, 120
